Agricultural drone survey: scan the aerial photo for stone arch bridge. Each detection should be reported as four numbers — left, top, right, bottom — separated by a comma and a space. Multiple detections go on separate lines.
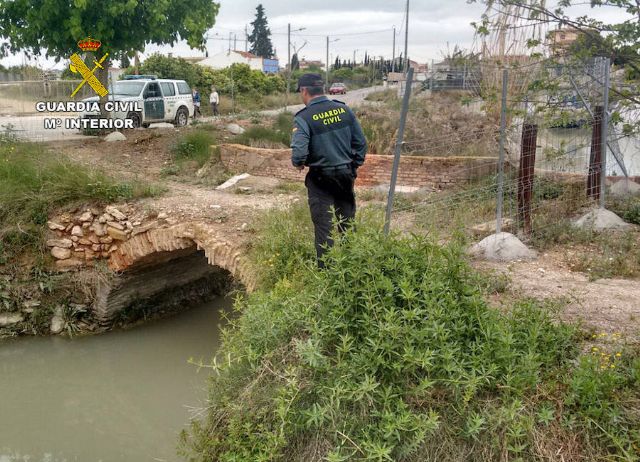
47, 209, 256, 324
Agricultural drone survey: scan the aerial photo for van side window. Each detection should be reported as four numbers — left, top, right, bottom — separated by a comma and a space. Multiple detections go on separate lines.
160, 82, 176, 96
177, 82, 191, 94
144, 82, 161, 98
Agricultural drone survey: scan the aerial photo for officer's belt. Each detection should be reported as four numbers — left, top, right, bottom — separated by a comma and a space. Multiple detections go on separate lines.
309, 163, 352, 173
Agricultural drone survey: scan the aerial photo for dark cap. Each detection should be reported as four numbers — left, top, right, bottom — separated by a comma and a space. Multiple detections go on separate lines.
297, 73, 324, 91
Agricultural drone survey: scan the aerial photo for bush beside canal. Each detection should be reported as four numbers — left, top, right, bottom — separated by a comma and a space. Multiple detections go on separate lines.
180, 205, 640, 462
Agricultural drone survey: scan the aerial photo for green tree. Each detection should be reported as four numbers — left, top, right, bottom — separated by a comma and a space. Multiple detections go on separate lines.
0, 0, 219, 107
134, 53, 203, 87
248, 4, 274, 58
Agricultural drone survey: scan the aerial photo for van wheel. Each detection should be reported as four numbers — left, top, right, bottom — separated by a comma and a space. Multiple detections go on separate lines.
175, 107, 189, 127
127, 111, 142, 128
142, 123, 150, 128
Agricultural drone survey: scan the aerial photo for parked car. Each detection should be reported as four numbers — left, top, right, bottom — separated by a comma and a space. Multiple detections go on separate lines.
329, 83, 347, 95
79, 76, 194, 128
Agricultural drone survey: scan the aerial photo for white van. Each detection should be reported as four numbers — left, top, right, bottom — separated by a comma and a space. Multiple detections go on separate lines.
80, 76, 195, 128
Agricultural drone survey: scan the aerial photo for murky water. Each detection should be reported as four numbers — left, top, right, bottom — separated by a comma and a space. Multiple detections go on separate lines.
0, 296, 233, 462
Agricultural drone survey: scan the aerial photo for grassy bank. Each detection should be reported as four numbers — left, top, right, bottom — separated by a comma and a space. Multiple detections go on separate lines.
0, 138, 160, 260
180, 204, 639, 461
0, 137, 162, 335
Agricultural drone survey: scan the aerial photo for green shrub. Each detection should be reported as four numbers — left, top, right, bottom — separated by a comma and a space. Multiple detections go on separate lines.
233, 125, 291, 148
180, 208, 639, 461
229, 112, 293, 149
247, 202, 315, 288
622, 202, 640, 225
171, 130, 216, 167
534, 177, 569, 200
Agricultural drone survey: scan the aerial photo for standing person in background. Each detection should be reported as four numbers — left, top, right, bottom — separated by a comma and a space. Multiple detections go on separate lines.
192, 87, 201, 118
210, 86, 220, 116
291, 73, 367, 268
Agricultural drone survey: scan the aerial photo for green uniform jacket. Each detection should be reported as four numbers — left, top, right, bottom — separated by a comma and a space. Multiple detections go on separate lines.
291, 96, 367, 168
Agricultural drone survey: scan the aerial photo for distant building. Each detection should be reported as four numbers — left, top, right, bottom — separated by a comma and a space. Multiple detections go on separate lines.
427, 59, 474, 90
197, 50, 280, 74
299, 59, 324, 70
408, 60, 428, 74
386, 61, 428, 83
548, 27, 583, 55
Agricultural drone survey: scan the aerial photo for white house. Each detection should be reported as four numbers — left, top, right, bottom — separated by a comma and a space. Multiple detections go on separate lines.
197, 50, 263, 71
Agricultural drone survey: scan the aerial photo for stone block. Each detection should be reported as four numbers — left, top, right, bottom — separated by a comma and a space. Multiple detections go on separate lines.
51, 247, 72, 260
107, 226, 128, 241
46, 238, 73, 249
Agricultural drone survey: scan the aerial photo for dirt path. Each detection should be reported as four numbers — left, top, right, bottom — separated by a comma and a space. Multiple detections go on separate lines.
478, 254, 640, 341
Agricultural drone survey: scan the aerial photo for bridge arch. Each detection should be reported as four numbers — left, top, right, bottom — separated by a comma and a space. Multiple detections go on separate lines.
93, 222, 255, 323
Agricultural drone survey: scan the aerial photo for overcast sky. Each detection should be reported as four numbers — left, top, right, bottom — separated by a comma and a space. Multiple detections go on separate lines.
0, 0, 633, 69
149, 0, 488, 66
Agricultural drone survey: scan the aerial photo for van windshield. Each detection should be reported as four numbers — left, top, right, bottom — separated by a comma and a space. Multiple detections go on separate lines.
112, 81, 145, 96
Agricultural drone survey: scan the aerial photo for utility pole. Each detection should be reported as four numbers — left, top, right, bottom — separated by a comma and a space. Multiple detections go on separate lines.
245, 25, 248, 52
286, 23, 291, 110
326, 36, 329, 85
353, 49, 357, 67
404, 0, 409, 75
285, 25, 305, 111
233, 33, 237, 51
326, 37, 339, 84
392, 27, 396, 73
228, 32, 232, 53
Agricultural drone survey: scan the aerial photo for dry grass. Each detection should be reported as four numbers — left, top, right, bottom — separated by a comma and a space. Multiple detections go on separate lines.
357, 91, 499, 156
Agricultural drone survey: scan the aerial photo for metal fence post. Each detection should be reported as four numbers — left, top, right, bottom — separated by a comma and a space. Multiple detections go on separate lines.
600, 57, 611, 209
588, 106, 603, 200
384, 67, 414, 235
496, 69, 508, 234
518, 123, 538, 234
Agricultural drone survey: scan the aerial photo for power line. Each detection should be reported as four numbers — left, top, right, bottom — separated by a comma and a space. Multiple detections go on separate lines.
283, 28, 392, 38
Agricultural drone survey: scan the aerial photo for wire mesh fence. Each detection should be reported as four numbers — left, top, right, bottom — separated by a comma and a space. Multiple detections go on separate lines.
385, 56, 640, 243
0, 79, 96, 142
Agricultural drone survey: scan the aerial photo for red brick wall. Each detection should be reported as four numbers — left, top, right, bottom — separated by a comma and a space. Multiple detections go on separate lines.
219, 144, 500, 189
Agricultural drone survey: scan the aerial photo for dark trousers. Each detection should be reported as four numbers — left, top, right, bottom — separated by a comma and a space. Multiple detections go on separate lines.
305, 166, 356, 267
211, 102, 219, 115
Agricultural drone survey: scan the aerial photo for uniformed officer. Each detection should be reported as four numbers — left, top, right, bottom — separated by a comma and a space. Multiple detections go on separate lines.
291, 73, 367, 268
